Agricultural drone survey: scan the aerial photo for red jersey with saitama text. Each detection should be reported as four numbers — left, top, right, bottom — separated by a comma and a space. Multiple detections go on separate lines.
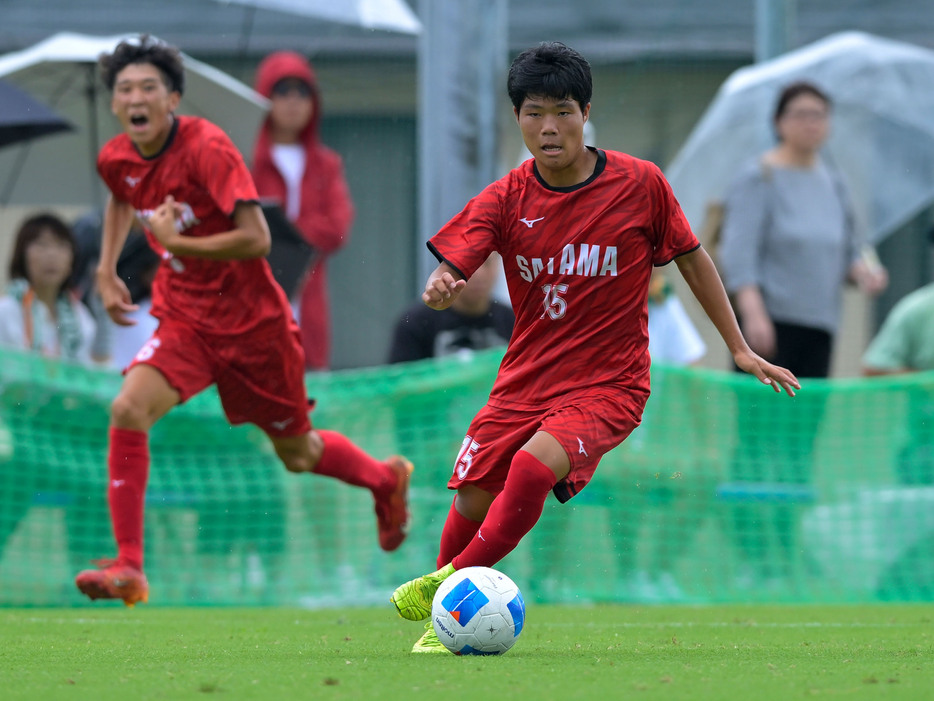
97, 116, 291, 335
428, 148, 700, 411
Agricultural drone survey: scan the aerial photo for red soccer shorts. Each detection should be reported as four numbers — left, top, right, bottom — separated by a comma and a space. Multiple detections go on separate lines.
127, 315, 312, 438
447, 387, 647, 503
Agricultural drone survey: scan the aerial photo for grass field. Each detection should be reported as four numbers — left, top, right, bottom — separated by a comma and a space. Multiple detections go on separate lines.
2, 604, 932, 700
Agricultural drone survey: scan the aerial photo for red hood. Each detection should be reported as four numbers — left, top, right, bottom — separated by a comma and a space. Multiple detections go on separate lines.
253, 51, 321, 144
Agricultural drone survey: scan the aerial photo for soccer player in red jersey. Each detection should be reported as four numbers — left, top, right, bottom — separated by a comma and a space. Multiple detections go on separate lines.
391, 42, 800, 652
74, 35, 412, 606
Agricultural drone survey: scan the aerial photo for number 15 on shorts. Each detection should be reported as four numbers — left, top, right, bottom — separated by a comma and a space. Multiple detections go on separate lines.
455, 436, 480, 480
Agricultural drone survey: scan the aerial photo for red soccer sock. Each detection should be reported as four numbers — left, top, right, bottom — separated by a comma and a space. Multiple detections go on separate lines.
312, 429, 394, 495
108, 427, 150, 570
436, 497, 482, 569
452, 450, 557, 569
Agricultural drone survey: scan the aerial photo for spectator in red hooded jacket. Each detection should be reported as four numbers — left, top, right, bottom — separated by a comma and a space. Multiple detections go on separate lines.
251, 51, 354, 370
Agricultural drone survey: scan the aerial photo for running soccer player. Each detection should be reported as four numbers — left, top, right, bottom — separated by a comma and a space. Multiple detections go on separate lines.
390, 41, 800, 652
75, 35, 412, 606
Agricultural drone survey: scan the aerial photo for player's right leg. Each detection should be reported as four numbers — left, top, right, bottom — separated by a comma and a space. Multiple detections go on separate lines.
271, 430, 414, 552
75, 364, 179, 606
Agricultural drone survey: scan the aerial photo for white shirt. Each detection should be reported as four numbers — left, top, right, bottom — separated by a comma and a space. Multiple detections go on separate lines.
647, 295, 706, 366
270, 143, 306, 219
0, 294, 97, 365
110, 298, 160, 370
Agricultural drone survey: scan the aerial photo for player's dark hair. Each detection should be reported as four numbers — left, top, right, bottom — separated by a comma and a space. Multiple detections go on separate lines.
9, 212, 78, 293
99, 34, 185, 95
773, 80, 831, 123
507, 42, 592, 112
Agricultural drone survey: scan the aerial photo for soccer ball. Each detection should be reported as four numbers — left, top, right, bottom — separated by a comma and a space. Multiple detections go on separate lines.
431, 566, 525, 655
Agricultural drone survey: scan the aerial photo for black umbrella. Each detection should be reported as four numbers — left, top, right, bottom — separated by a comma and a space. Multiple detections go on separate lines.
0, 79, 72, 149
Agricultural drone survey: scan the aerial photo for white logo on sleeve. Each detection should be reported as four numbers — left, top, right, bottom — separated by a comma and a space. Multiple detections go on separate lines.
519, 216, 545, 228
124, 176, 141, 188
577, 438, 588, 457
270, 417, 295, 431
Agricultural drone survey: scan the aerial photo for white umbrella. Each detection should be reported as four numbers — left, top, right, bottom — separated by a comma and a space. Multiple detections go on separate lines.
216, 0, 422, 34
0, 32, 269, 207
667, 31, 934, 245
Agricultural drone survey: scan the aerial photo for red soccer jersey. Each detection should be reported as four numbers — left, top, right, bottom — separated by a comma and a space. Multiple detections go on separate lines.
97, 116, 290, 335
428, 148, 700, 411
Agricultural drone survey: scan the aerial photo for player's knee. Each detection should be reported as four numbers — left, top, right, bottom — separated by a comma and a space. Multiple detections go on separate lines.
281, 458, 307, 474
274, 433, 321, 474
110, 393, 153, 431
455, 485, 495, 521
280, 451, 312, 473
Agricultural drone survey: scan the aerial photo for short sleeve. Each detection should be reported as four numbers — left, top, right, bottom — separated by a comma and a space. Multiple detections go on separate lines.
648, 164, 700, 266
428, 181, 503, 279
195, 130, 259, 216
97, 142, 132, 203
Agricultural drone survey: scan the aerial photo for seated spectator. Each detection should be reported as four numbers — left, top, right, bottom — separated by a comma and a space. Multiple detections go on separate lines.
388, 253, 513, 363
0, 213, 107, 365
862, 231, 934, 598
0, 212, 111, 575
72, 211, 161, 370
862, 283, 934, 378
862, 247, 934, 486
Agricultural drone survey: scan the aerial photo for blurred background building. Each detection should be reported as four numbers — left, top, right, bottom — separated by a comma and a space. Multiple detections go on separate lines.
1, 0, 932, 373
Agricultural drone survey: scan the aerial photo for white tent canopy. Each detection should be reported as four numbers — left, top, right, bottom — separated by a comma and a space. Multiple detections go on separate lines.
0, 32, 269, 207
667, 31, 934, 245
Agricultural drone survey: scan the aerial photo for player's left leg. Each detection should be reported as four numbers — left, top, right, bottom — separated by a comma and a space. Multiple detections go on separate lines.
270, 430, 413, 552
391, 437, 563, 622
451, 434, 564, 569
76, 364, 180, 606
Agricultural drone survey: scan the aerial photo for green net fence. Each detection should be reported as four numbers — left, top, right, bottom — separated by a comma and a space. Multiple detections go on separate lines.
1, 347, 933, 607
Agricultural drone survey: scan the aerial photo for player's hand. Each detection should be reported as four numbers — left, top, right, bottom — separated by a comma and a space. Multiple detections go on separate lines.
148, 195, 181, 251
422, 271, 467, 310
96, 270, 139, 326
733, 348, 800, 397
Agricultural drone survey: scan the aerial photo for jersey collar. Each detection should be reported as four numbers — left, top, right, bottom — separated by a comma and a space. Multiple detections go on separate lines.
532, 146, 606, 193
134, 115, 180, 161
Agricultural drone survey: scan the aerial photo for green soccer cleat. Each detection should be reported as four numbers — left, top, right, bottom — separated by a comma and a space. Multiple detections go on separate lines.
391, 562, 456, 621
412, 621, 449, 654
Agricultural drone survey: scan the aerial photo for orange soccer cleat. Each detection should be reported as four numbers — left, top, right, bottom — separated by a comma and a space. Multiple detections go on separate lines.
375, 456, 414, 551
75, 559, 149, 607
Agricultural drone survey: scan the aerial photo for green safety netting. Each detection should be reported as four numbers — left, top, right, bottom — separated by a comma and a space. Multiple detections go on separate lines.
1, 347, 932, 607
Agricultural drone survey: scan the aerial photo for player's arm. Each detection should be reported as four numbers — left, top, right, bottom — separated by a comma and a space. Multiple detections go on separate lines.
96, 195, 139, 326
149, 197, 271, 260
422, 262, 467, 311
674, 246, 800, 396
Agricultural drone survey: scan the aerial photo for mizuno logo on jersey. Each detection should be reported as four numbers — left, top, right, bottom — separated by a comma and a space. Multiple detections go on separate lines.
519, 216, 545, 228
516, 243, 618, 282
124, 176, 141, 187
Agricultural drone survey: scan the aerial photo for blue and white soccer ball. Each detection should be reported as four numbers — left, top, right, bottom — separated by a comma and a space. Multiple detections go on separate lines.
431, 566, 525, 655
